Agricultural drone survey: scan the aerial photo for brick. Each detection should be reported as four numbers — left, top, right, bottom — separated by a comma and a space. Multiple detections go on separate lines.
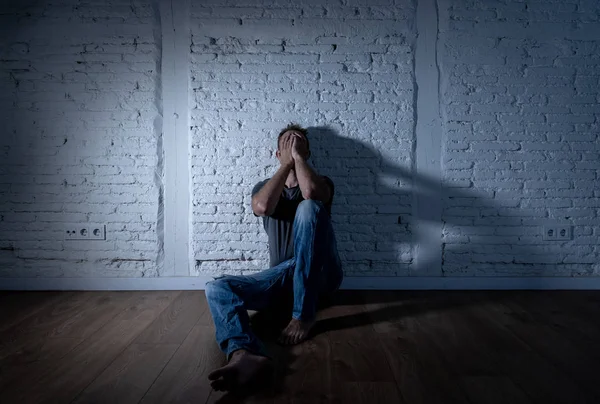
3, 0, 598, 279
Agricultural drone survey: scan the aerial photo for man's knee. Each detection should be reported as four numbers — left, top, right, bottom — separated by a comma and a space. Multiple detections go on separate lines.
295, 199, 325, 221
205, 277, 232, 302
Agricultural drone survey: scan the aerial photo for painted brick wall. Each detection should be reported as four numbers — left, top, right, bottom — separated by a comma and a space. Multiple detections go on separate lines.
439, 0, 600, 276
0, 0, 161, 277
1, 0, 598, 281
189, 0, 417, 277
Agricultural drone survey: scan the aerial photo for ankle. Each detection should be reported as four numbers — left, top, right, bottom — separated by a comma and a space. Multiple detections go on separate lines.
230, 349, 250, 359
292, 316, 315, 324
230, 349, 269, 362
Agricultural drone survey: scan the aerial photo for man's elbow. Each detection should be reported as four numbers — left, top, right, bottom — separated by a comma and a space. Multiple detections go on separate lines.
252, 203, 267, 217
252, 199, 272, 216
303, 188, 328, 202
303, 188, 316, 200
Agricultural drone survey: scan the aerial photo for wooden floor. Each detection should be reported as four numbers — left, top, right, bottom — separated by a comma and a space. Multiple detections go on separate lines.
1, 290, 600, 404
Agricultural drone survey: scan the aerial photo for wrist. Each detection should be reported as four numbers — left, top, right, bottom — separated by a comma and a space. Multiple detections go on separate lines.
281, 161, 294, 171
293, 155, 306, 163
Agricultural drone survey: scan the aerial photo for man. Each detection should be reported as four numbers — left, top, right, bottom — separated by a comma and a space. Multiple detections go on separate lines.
205, 123, 343, 392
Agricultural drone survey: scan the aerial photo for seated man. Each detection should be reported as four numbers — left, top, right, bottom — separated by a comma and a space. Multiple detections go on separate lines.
205, 123, 344, 392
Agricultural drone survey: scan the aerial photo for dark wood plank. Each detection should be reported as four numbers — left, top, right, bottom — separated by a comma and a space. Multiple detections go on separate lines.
324, 291, 395, 384
394, 292, 530, 404
275, 328, 333, 403
140, 324, 222, 404
512, 291, 600, 362
411, 292, 505, 378
554, 291, 600, 317
48, 291, 137, 339
373, 291, 472, 404
0, 292, 133, 390
362, 290, 412, 335
462, 376, 532, 404
1, 291, 180, 404
338, 382, 404, 404
134, 290, 210, 344
463, 293, 592, 404
0, 291, 92, 362
1, 290, 600, 404
0, 291, 65, 333
0, 337, 84, 392
71, 343, 179, 404
486, 296, 600, 401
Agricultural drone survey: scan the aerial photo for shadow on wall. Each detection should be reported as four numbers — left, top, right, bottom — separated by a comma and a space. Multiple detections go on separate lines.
307, 126, 412, 277
307, 126, 551, 284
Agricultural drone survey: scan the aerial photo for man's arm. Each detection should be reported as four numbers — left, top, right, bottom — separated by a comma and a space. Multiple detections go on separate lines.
252, 133, 296, 217
291, 134, 331, 202
251, 162, 293, 217
294, 157, 331, 202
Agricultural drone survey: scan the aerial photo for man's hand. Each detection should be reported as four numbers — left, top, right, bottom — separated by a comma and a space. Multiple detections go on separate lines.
291, 133, 309, 162
279, 133, 295, 168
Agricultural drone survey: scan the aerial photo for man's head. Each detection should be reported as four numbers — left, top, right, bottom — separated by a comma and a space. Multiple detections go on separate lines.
276, 123, 311, 161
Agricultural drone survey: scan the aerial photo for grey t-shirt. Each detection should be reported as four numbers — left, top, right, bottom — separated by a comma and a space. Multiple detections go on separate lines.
251, 176, 334, 267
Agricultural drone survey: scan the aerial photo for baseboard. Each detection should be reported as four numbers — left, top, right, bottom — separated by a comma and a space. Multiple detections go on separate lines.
1, 276, 600, 290
341, 276, 600, 290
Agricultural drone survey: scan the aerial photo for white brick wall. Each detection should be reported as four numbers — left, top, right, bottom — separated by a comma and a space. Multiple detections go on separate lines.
439, 0, 600, 276
189, 0, 416, 277
0, 0, 161, 278
0, 0, 598, 281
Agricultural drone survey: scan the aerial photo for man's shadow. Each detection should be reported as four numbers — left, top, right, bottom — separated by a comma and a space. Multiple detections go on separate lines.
302, 126, 551, 325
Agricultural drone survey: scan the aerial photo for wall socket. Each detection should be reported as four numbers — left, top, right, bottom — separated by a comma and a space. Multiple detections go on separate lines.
542, 225, 571, 241
64, 224, 106, 240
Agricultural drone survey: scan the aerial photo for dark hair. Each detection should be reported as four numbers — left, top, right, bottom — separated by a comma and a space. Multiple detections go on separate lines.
277, 123, 309, 150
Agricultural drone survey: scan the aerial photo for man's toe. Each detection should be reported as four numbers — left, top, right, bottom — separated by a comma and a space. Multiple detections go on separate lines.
208, 368, 225, 381
211, 379, 226, 391
281, 332, 289, 345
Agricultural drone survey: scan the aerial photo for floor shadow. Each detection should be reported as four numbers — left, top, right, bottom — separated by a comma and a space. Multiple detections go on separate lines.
312, 289, 525, 335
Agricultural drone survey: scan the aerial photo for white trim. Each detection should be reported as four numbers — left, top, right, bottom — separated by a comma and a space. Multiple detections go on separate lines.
160, 0, 191, 276
0, 277, 212, 291
341, 277, 600, 290
1, 277, 600, 291
413, 0, 443, 276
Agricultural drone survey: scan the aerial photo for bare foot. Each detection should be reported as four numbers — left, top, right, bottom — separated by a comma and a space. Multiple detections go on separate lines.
277, 318, 315, 345
208, 349, 272, 393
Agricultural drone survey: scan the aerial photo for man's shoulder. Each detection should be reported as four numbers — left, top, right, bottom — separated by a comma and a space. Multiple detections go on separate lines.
255, 178, 270, 186
321, 175, 334, 184
251, 178, 270, 196
321, 175, 334, 191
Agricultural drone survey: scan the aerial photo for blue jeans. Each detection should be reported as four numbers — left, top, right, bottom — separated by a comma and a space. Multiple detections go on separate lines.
205, 200, 344, 359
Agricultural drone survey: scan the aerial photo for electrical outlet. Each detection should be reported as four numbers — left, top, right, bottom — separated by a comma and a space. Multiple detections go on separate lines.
64, 226, 89, 240
556, 225, 571, 241
89, 224, 106, 240
542, 225, 571, 241
64, 224, 106, 241
542, 226, 555, 241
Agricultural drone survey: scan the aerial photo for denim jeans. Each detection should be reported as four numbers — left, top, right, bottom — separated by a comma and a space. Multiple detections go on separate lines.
205, 200, 344, 359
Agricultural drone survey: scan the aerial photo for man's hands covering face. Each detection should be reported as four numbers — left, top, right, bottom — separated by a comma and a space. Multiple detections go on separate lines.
279, 132, 309, 168
279, 133, 295, 167
290, 133, 309, 162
